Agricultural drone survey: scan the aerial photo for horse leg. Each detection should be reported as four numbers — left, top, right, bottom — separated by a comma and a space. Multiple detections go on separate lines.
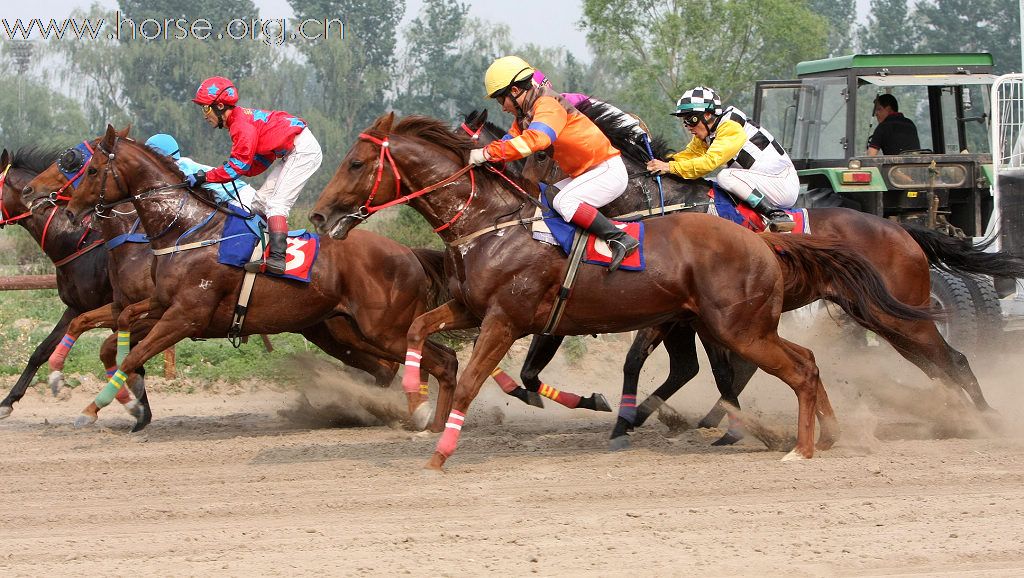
301, 323, 399, 386
780, 339, 839, 450
609, 323, 674, 450
420, 341, 460, 433
79, 306, 188, 430
631, 324, 699, 429
404, 300, 479, 431
46, 304, 116, 396
700, 342, 760, 446
491, 335, 559, 409
426, 312, 519, 471
0, 307, 77, 418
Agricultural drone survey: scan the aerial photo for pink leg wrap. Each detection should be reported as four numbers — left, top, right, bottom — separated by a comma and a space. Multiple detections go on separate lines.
402, 349, 422, 394
48, 334, 77, 371
539, 382, 582, 409
115, 386, 132, 404
490, 368, 519, 394
436, 409, 466, 457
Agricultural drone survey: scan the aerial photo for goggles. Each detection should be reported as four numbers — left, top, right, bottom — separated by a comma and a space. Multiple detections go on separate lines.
680, 112, 703, 127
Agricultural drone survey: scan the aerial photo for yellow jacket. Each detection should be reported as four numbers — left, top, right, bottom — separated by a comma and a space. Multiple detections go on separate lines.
667, 119, 746, 179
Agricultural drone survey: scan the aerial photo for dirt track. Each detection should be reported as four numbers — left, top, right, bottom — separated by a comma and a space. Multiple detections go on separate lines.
2, 331, 1024, 576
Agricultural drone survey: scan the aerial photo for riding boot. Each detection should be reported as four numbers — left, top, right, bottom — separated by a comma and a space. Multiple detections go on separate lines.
263, 231, 288, 275
571, 204, 638, 272
756, 206, 795, 233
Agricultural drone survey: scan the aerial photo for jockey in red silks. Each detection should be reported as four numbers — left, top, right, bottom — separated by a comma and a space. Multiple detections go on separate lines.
469, 56, 638, 271
191, 76, 323, 274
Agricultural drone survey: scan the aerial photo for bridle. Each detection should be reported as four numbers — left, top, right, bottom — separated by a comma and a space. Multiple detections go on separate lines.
352, 132, 476, 233
91, 136, 188, 217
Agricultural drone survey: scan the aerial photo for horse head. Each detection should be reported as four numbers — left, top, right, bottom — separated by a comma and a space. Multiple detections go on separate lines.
63, 124, 159, 223
312, 112, 476, 241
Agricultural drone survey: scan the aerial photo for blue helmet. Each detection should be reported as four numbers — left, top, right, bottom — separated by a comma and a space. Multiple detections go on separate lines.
145, 133, 181, 160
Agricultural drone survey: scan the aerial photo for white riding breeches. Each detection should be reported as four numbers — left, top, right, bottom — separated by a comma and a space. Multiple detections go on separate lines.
255, 128, 323, 218
551, 155, 629, 220
716, 165, 799, 209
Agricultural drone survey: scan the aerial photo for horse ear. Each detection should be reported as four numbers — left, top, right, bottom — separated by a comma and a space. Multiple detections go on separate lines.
479, 109, 488, 125
0, 149, 10, 167
100, 124, 118, 149
373, 112, 395, 133
116, 125, 131, 138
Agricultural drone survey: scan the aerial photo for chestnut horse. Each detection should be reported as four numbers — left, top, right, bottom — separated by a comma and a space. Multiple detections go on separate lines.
53, 126, 459, 431
24, 135, 405, 430
466, 105, 1017, 447
310, 113, 932, 469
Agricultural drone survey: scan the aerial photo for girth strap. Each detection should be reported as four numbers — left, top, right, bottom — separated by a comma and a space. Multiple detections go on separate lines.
227, 240, 265, 346
542, 229, 588, 335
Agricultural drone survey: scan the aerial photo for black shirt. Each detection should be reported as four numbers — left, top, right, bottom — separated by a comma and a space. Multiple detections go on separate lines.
867, 113, 921, 155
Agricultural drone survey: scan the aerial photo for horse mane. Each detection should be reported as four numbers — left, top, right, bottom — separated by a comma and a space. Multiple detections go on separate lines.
392, 115, 475, 155
10, 146, 65, 174
126, 138, 185, 180
581, 100, 673, 165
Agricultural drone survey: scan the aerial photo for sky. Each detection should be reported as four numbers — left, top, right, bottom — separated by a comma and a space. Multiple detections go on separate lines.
5, 0, 876, 62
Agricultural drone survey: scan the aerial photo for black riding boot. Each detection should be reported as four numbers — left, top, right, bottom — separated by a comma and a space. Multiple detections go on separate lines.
585, 212, 639, 272
245, 232, 287, 275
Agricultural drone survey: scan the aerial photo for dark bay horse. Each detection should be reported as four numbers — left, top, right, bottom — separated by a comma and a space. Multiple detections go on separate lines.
466, 106, 1018, 447
53, 125, 459, 431
25, 133, 404, 430
0, 147, 129, 419
310, 113, 932, 469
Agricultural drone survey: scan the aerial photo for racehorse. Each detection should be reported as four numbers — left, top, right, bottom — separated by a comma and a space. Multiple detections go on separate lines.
50, 125, 460, 431
309, 113, 932, 469
466, 105, 1019, 446
25, 134, 406, 430
0, 147, 127, 418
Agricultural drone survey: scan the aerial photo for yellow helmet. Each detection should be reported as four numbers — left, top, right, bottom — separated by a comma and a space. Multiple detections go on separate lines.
484, 56, 535, 98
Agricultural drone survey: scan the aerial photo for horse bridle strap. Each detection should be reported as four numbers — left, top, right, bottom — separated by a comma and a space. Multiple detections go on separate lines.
0, 164, 32, 225
356, 133, 476, 232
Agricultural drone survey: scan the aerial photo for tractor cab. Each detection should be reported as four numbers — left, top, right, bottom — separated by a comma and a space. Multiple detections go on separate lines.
753, 53, 995, 239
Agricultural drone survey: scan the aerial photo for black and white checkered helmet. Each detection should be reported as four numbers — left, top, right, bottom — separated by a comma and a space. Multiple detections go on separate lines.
672, 86, 723, 117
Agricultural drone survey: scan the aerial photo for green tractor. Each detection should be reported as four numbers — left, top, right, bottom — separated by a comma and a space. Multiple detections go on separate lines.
752, 53, 1016, 349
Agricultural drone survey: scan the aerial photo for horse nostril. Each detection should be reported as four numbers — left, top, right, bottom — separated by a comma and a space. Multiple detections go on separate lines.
309, 212, 325, 227
22, 186, 32, 195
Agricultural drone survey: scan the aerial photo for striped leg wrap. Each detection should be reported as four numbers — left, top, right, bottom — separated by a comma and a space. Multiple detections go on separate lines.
105, 366, 117, 379
419, 383, 429, 397
48, 334, 77, 371
95, 369, 128, 408
490, 368, 519, 394
618, 394, 637, 423
539, 382, 582, 409
402, 349, 422, 394
115, 331, 131, 365
436, 409, 466, 457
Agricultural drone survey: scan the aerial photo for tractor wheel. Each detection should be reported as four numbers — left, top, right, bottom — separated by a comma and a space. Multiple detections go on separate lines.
962, 274, 1004, 348
929, 269, 979, 351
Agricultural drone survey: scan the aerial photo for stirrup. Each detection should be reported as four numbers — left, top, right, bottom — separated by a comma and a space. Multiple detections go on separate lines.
768, 216, 795, 233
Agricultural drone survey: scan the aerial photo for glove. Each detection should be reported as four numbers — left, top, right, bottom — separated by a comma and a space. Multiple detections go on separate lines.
468, 148, 489, 166
186, 170, 206, 188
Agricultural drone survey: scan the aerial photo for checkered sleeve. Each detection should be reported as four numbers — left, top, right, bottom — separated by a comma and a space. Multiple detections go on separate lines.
667, 120, 746, 179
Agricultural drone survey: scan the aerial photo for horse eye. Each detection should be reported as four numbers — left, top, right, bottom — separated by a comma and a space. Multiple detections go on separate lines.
536, 151, 548, 160
22, 186, 33, 195
87, 167, 97, 175
350, 160, 364, 170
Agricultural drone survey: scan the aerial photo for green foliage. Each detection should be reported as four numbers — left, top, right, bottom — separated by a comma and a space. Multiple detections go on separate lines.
913, 0, 1021, 74
561, 335, 589, 367
809, 0, 855, 57
858, 0, 920, 54
580, 0, 828, 142
0, 44, 90, 149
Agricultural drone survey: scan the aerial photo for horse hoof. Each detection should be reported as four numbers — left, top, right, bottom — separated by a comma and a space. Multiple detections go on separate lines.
524, 390, 545, 409
781, 449, 809, 461
74, 414, 97, 428
711, 430, 744, 446
608, 435, 632, 452
411, 402, 432, 431
591, 393, 612, 412
0, 406, 11, 419
48, 371, 64, 396
130, 415, 151, 433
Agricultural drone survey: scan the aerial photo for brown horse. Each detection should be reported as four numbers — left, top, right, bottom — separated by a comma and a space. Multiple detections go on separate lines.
0, 147, 142, 419
24, 135, 402, 430
466, 106, 1015, 447
52, 125, 459, 431
310, 113, 932, 469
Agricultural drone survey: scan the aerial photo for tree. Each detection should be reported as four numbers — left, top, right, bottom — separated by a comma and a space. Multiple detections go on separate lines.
858, 0, 919, 54
809, 0, 855, 57
913, 0, 1020, 73
580, 0, 827, 140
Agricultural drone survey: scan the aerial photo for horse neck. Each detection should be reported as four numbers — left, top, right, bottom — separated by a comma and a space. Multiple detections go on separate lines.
94, 209, 139, 241
117, 158, 222, 250
10, 183, 94, 262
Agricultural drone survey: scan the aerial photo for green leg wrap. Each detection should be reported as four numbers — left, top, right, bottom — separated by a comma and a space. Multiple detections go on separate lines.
116, 331, 130, 365
95, 370, 128, 408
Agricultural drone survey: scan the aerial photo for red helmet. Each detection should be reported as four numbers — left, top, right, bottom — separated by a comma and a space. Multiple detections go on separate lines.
193, 76, 239, 106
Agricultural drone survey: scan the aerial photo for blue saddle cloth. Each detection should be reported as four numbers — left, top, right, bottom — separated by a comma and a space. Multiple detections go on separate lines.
538, 185, 645, 271
217, 205, 318, 282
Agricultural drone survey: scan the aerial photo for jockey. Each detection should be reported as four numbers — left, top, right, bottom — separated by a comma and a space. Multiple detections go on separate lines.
470, 56, 637, 271
531, 70, 648, 147
190, 76, 323, 274
647, 86, 798, 232
144, 133, 257, 209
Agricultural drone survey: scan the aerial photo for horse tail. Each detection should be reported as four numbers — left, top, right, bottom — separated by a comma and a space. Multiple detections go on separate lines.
900, 223, 1024, 279
410, 248, 450, 310
761, 233, 934, 330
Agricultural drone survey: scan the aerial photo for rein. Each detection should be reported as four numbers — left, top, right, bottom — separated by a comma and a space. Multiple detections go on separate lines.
356, 132, 476, 232
0, 164, 32, 226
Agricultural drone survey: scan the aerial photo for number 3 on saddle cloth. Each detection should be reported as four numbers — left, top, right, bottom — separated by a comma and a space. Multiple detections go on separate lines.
708, 182, 810, 234
216, 206, 320, 282
534, 186, 646, 271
